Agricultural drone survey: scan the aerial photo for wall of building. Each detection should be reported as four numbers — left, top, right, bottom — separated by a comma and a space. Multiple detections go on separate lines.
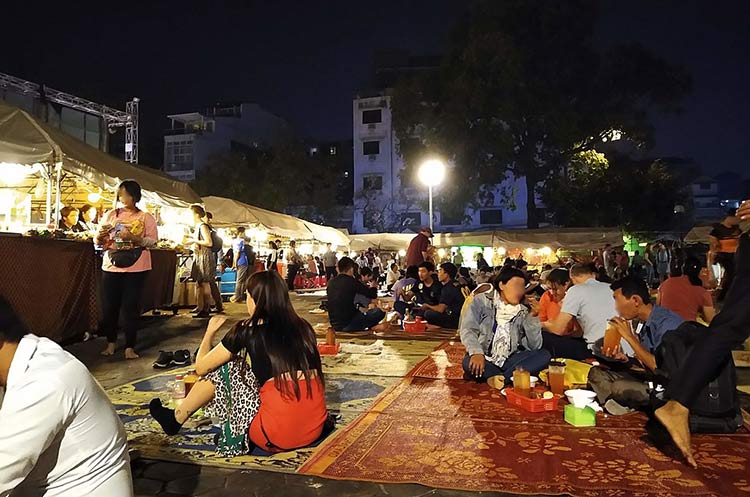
351, 93, 529, 234
1, 90, 104, 151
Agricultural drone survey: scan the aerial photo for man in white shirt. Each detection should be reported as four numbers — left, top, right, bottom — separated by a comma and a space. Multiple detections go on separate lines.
542, 263, 620, 360
0, 297, 132, 497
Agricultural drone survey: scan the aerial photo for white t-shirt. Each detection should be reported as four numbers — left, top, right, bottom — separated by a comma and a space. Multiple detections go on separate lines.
560, 278, 616, 346
0, 335, 132, 497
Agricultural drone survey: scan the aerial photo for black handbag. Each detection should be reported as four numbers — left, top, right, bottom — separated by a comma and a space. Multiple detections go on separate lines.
109, 247, 144, 268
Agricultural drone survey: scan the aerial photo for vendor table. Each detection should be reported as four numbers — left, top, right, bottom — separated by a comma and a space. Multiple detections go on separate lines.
0, 234, 178, 342
0, 234, 98, 342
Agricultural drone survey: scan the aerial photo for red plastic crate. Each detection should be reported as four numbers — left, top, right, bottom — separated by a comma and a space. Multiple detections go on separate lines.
403, 320, 426, 334
505, 387, 560, 413
317, 342, 340, 355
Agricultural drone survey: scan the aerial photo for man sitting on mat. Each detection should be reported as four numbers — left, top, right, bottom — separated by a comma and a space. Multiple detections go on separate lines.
393, 261, 441, 319
541, 263, 616, 360
588, 278, 683, 415
419, 262, 465, 329
327, 257, 385, 331
460, 268, 551, 382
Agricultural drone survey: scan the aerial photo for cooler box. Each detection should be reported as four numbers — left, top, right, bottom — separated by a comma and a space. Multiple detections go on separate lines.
219, 269, 236, 298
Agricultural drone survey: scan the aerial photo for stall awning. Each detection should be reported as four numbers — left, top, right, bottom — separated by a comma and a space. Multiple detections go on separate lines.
684, 226, 713, 244
0, 101, 201, 207
349, 228, 623, 252
202, 196, 349, 246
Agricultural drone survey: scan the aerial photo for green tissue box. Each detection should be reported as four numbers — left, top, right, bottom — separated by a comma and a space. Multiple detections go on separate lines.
564, 404, 597, 427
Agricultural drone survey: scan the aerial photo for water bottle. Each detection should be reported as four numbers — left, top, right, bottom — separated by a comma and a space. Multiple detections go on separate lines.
172, 374, 186, 402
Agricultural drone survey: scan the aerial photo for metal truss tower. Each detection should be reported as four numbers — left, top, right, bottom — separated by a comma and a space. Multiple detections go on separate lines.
0, 72, 139, 163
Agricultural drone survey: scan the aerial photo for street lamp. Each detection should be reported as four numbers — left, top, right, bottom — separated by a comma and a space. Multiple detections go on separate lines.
418, 159, 446, 233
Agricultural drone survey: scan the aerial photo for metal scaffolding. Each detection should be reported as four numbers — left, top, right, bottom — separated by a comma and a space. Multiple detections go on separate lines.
0, 72, 139, 163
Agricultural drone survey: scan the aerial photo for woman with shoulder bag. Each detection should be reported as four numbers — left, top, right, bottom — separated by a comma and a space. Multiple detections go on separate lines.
95, 180, 158, 359
185, 204, 215, 318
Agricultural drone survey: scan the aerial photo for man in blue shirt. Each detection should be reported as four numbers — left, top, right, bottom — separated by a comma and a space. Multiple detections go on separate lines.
229, 227, 249, 303
588, 277, 684, 415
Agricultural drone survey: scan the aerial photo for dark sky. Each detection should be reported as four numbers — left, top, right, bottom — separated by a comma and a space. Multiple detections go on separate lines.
2, 1, 748, 177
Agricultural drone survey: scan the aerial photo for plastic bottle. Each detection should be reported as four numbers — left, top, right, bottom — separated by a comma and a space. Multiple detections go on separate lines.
173, 374, 186, 400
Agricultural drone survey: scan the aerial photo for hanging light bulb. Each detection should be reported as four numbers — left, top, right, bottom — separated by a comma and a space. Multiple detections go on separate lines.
87, 191, 102, 203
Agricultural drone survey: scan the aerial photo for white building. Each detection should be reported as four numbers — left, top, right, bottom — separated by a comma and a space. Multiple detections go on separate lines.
163, 103, 293, 182
351, 91, 530, 234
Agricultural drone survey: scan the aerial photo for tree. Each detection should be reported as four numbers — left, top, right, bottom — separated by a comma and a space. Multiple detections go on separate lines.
192, 140, 341, 223
541, 151, 688, 232
391, 0, 691, 228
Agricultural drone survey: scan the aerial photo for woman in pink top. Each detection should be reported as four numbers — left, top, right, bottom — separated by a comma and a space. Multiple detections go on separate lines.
95, 180, 158, 359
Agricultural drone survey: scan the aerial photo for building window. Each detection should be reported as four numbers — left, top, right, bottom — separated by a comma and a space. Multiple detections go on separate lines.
362, 109, 382, 124
699, 182, 711, 190
363, 140, 380, 155
309, 146, 318, 156
329, 146, 337, 155
165, 138, 194, 172
440, 211, 465, 226
479, 209, 503, 225
400, 212, 422, 229
363, 175, 383, 191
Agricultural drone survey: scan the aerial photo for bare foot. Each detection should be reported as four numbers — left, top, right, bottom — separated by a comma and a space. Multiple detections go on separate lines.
100, 343, 115, 356
370, 323, 389, 333
655, 400, 697, 469
124, 348, 140, 360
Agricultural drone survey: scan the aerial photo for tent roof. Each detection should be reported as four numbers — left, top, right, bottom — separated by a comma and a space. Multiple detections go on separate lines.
202, 196, 349, 246
0, 101, 201, 207
349, 228, 624, 252
684, 226, 713, 244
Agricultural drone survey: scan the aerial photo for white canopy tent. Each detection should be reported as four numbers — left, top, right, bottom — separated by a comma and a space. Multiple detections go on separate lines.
0, 101, 201, 224
201, 196, 349, 247
684, 226, 713, 244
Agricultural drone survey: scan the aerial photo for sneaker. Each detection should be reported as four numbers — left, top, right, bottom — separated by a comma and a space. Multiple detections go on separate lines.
195, 311, 210, 319
153, 351, 174, 369
173, 349, 191, 366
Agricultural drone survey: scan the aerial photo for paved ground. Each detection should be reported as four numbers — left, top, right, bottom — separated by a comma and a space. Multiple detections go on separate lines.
65, 294, 749, 497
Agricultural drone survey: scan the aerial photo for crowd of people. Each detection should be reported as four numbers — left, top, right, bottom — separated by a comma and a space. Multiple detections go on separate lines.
2, 193, 748, 496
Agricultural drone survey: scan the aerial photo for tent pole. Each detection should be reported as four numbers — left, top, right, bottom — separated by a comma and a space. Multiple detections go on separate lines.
54, 163, 62, 227
45, 164, 52, 226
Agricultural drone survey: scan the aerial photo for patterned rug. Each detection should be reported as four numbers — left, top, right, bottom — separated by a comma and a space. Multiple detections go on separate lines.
108, 338, 440, 471
313, 322, 459, 342
407, 341, 467, 379
301, 377, 750, 496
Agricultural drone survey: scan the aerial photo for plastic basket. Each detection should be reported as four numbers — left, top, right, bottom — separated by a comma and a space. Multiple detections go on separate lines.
506, 387, 560, 413
317, 342, 340, 355
403, 320, 427, 334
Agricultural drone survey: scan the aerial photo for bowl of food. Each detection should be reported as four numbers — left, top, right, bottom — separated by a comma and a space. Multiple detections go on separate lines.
564, 389, 597, 408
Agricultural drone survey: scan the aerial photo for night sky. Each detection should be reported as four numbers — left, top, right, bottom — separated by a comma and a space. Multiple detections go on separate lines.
2, 1, 748, 177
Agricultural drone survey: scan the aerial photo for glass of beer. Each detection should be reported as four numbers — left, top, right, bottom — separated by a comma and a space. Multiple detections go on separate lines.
183, 370, 198, 396
548, 360, 566, 396
604, 321, 622, 353
512, 368, 531, 398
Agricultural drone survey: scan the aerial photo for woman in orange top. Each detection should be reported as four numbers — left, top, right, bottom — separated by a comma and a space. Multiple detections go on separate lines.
539, 269, 580, 335
149, 271, 328, 456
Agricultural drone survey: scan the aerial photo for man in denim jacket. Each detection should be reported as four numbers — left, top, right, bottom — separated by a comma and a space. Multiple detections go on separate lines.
461, 268, 551, 382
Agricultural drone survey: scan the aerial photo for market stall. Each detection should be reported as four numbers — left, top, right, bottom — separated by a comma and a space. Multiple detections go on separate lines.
0, 101, 200, 341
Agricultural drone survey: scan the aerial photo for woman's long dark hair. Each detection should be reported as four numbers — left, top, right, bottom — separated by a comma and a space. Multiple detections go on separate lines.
230, 270, 322, 400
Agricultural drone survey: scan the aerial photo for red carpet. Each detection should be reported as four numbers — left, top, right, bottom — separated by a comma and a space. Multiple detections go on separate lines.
407, 341, 467, 379
302, 377, 750, 496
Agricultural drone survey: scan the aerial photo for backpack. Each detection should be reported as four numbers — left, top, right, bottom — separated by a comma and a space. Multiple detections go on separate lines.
650, 321, 742, 434
208, 226, 223, 254
244, 244, 256, 268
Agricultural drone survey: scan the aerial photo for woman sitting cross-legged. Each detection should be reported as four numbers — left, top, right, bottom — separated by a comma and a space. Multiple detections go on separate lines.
149, 270, 328, 456
460, 267, 551, 382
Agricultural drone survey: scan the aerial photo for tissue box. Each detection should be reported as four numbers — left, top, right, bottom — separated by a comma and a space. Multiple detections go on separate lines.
564, 404, 596, 427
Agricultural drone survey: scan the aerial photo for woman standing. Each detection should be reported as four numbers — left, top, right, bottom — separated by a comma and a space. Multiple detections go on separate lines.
96, 180, 158, 359
267, 241, 279, 272
149, 271, 328, 456
186, 204, 214, 318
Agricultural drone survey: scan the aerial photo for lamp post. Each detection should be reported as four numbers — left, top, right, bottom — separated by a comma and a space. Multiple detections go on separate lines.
418, 159, 446, 233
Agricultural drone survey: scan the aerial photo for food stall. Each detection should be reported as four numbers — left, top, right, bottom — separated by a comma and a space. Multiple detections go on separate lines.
201, 196, 350, 293
0, 101, 200, 341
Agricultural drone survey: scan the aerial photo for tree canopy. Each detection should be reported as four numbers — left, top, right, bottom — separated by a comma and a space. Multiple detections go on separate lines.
391, 0, 691, 228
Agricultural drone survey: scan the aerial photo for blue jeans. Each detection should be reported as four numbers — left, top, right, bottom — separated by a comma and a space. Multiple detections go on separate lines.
462, 349, 552, 382
343, 308, 386, 331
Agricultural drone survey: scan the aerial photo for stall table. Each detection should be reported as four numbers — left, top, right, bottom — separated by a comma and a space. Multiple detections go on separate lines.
0, 234, 98, 342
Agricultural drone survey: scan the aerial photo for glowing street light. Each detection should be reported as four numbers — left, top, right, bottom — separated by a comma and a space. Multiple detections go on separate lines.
418, 159, 446, 233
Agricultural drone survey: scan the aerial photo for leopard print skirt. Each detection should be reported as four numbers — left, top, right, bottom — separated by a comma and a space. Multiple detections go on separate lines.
204, 359, 260, 457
